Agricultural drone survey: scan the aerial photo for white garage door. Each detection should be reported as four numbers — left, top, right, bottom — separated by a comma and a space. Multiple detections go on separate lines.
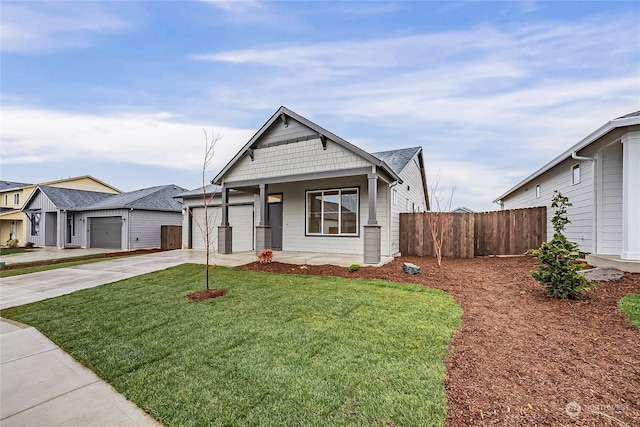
191, 205, 254, 251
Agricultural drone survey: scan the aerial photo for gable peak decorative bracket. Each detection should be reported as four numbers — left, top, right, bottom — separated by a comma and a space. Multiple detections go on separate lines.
280, 113, 288, 127
319, 134, 327, 150
247, 148, 254, 161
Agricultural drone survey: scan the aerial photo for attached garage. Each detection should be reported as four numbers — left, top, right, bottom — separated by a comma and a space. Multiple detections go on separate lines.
89, 217, 122, 249
191, 204, 254, 251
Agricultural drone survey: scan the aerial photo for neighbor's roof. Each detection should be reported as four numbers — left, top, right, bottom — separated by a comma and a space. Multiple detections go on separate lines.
37, 175, 122, 193
84, 185, 187, 212
174, 184, 222, 198
372, 147, 421, 175
0, 181, 33, 192
214, 106, 402, 185
494, 111, 640, 203
36, 186, 114, 210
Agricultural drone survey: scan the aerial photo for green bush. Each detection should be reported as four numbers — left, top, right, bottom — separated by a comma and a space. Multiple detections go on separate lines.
531, 191, 595, 299
348, 264, 361, 272
6, 239, 19, 248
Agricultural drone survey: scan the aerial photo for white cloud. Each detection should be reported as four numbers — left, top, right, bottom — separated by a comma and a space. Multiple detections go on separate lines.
0, 106, 255, 175
0, 2, 133, 53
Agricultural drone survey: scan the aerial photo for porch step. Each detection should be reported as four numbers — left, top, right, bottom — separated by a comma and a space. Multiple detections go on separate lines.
586, 254, 640, 273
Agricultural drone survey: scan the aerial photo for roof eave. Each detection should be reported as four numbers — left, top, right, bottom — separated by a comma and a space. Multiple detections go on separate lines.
493, 115, 640, 203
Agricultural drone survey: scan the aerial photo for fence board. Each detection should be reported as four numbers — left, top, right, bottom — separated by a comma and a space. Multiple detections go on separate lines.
400, 207, 546, 258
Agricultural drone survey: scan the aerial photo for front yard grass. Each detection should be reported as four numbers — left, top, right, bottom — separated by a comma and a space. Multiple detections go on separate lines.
0, 264, 461, 427
619, 294, 640, 330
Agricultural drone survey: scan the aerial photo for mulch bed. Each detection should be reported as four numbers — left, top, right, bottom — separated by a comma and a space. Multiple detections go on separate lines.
185, 288, 227, 302
0, 248, 167, 270
238, 256, 640, 426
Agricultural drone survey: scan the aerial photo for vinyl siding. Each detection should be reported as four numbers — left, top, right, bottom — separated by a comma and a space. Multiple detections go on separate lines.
265, 176, 390, 256
390, 156, 428, 255
129, 210, 182, 249
78, 210, 127, 249
25, 191, 57, 246
223, 138, 372, 183
502, 157, 594, 252
256, 118, 318, 146
598, 143, 623, 254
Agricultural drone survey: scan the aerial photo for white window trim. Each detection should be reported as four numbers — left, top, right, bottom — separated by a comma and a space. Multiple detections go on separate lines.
306, 187, 359, 236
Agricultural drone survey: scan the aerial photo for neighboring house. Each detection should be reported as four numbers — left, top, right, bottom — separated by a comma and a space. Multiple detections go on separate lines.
175, 185, 255, 251
0, 176, 120, 245
452, 206, 474, 213
22, 184, 186, 250
211, 106, 429, 264
494, 111, 640, 272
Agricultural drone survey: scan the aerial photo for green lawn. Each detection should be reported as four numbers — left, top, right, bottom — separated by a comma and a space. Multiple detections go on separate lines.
0, 264, 462, 427
619, 294, 640, 330
0, 248, 33, 255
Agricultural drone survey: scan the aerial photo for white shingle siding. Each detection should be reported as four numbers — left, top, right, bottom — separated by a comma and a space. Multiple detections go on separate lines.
502, 157, 595, 252
598, 143, 623, 254
224, 139, 372, 183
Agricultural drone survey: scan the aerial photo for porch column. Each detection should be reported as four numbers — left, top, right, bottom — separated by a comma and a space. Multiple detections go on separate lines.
57, 210, 64, 249
621, 131, 640, 260
255, 183, 272, 255
218, 186, 233, 254
363, 171, 381, 264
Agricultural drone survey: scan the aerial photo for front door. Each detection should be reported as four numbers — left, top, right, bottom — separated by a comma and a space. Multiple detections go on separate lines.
267, 194, 283, 250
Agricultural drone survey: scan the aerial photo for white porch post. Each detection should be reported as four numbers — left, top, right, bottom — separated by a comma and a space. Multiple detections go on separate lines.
621, 131, 640, 260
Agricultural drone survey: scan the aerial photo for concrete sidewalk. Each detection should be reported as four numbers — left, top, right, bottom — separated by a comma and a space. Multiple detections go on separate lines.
0, 318, 160, 426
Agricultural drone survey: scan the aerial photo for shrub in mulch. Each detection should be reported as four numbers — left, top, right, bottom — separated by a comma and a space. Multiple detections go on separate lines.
185, 289, 227, 302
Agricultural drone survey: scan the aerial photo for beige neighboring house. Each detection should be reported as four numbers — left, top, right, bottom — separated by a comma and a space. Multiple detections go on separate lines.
0, 176, 121, 246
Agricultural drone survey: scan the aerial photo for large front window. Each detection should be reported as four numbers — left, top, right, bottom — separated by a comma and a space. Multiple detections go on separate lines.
306, 188, 358, 236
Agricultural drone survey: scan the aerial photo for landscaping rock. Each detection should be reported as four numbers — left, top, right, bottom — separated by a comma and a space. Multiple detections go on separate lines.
403, 262, 421, 275
578, 266, 624, 282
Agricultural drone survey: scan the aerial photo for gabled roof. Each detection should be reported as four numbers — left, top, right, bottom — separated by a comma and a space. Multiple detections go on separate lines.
174, 184, 222, 198
38, 175, 122, 193
0, 181, 33, 192
372, 147, 421, 175
214, 106, 402, 184
494, 111, 640, 203
37, 186, 114, 210
84, 185, 187, 212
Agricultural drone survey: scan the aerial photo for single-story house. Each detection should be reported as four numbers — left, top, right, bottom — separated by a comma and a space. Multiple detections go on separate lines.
0, 175, 120, 245
494, 111, 640, 272
22, 184, 186, 250
210, 106, 429, 264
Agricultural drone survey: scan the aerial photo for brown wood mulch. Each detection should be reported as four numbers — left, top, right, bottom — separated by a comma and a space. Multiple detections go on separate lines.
185, 288, 227, 302
238, 256, 640, 426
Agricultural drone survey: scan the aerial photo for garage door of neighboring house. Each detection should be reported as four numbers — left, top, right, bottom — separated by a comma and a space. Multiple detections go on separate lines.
90, 217, 122, 249
191, 205, 254, 251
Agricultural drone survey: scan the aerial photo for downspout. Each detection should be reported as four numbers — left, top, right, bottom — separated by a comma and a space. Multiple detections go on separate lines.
572, 151, 597, 254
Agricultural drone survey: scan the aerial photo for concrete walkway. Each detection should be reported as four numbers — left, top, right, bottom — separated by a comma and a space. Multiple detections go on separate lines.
0, 248, 391, 426
0, 319, 161, 426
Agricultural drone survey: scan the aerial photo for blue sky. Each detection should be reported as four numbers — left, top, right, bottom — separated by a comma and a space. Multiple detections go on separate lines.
1, 1, 639, 211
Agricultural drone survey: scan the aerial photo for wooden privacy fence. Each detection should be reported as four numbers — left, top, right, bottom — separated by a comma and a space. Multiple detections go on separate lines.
161, 225, 182, 250
400, 207, 547, 258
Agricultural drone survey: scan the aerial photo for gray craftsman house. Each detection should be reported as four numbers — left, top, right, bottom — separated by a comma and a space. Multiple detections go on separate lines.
22, 184, 186, 250
209, 106, 429, 264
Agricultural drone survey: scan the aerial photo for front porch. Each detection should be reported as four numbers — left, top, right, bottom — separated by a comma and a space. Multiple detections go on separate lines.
586, 254, 640, 273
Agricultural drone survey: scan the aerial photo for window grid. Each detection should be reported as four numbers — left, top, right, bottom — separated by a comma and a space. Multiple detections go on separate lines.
306, 188, 359, 236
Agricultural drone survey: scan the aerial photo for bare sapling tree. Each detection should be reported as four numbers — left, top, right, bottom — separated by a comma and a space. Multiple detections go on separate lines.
190, 130, 221, 290
426, 172, 456, 267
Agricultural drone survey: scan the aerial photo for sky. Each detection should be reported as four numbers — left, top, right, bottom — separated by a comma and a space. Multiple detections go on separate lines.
1, 1, 639, 211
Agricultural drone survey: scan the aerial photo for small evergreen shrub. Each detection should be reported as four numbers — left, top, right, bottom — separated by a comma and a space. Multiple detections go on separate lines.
531, 191, 595, 299
349, 264, 361, 272
257, 249, 273, 264
6, 239, 19, 248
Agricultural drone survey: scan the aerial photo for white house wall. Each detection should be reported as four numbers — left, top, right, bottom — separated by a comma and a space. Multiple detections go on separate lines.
598, 143, 623, 255
501, 157, 594, 252
224, 138, 373, 183
391, 155, 428, 255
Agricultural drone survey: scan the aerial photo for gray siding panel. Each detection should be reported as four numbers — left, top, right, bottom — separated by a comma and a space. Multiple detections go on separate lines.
257, 118, 318, 147
129, 210, 182, 249
598, 143, 623, 254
